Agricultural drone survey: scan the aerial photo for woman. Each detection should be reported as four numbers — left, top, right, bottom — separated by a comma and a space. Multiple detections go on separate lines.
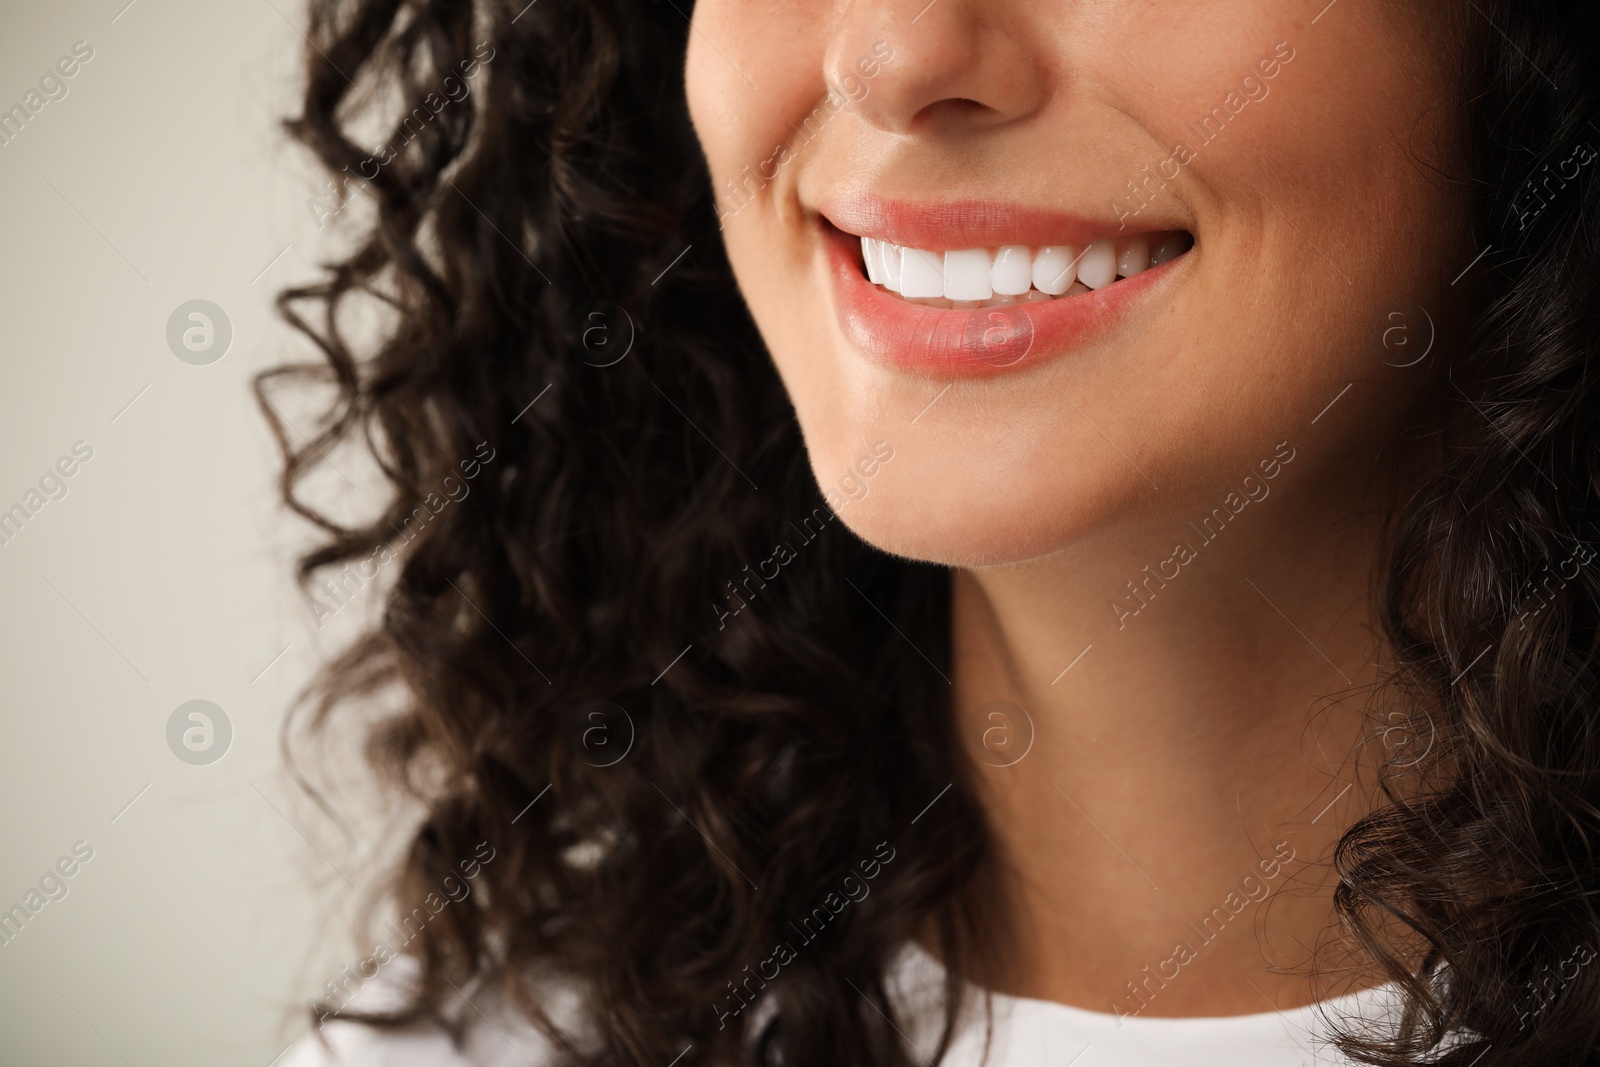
269, 0, 1600, 1064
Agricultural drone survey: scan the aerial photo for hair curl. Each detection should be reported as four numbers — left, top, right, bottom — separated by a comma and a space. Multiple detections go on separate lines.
260, 1, 1600, 1064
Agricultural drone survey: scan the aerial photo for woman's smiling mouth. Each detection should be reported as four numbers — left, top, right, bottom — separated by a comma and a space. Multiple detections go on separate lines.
818, 197, 1195, 377
857, 231, 1194, 308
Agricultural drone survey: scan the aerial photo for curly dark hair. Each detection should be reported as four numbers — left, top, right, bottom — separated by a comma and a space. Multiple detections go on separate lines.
259, 1, 1600, 1064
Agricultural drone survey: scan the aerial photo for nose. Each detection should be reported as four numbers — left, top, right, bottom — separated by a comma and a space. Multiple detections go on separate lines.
822, 0, 1049, 135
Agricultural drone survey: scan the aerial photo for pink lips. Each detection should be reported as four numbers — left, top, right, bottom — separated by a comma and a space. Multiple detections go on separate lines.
819, 197, 1189, 378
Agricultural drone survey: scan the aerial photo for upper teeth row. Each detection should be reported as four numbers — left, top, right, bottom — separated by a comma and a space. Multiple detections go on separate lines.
860, 234, 1189, 301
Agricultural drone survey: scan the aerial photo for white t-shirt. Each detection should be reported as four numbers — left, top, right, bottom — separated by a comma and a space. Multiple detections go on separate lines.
281, 940, 1403, 1067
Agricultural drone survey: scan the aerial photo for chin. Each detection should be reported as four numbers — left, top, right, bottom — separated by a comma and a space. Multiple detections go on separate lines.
817, 452, 1113, 571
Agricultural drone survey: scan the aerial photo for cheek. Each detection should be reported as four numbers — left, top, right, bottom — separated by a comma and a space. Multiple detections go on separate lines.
1092, 6, 1470, 472
687, 3, 834, 325
686, 1, 828, 185
687, 31, 868, 528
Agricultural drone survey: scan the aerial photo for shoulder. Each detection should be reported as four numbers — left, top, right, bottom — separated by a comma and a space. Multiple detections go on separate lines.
279, 956, 585, 1067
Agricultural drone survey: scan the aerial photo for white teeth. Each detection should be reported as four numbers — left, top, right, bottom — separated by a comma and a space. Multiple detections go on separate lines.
861, 232, 1189, 303
1077, 240, 1117, 289
991, 245, 1033, 296
899, 247, 945, 298
1032, 246, 1077, 295
862, 237, 885, 285
943, 248, 994, 301
1116, 236, 1149, 278
883, 243, 903, 290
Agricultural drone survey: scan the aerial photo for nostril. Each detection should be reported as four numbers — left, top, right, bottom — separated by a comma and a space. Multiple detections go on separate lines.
910, 96, 998, 131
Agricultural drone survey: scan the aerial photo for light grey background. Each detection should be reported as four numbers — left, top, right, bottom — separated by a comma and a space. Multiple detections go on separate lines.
0, 1, 391, 1063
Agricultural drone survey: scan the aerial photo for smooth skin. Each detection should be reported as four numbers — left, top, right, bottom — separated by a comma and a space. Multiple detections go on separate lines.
687, 0, 1473, 1016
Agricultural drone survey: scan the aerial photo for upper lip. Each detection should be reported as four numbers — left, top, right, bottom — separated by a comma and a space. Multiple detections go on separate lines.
817, 192, 1188, 250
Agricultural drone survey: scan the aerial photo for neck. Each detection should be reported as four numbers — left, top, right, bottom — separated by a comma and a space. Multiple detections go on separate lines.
944, 443, 1410, 1017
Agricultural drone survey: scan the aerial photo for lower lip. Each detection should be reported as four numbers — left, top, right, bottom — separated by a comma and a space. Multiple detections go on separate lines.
825, 227, 1183, 378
